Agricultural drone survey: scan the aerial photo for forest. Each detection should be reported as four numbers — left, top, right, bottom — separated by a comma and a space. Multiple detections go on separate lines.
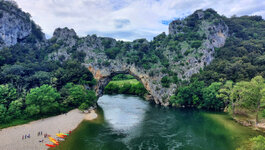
0, 23, 97, 127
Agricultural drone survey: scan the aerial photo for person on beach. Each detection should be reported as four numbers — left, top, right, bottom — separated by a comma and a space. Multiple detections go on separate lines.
25, 135, 27, 139
22, 135, 24, 140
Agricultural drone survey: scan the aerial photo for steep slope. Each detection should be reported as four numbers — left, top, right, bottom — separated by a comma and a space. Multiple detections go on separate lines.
48, 9, 228, 105
0, 0, 45, 49
2, 2, 264, 107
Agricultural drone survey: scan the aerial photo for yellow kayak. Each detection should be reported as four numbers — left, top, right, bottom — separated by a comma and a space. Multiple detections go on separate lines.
48, 137, 59, 145
56, 133, 65, 138
59, 133, 68, 136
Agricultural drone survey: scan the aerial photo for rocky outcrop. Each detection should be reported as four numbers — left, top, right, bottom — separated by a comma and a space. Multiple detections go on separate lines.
49, 10, 229, 106
169, 9, 228, 79
0, 3, 229, 106
0, 0, 32, 49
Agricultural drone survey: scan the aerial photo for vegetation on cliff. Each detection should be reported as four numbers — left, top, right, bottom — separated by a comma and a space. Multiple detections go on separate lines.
0, 1, 97, 127
1, 1, 265, 135
170, 14, 265, 111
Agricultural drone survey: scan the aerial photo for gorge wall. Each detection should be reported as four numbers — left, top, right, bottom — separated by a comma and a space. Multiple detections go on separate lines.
48, 9, 228, 106
0, 1, 229, 106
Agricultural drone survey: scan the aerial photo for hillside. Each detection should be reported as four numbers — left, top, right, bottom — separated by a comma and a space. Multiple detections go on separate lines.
0, 0, 265, 125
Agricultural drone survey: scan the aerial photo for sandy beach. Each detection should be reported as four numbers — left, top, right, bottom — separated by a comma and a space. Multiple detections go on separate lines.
0, 109, 97, 150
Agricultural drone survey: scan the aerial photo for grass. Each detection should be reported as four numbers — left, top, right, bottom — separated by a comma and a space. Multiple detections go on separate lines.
104, 79, 147, 97
108, 79, 140, 86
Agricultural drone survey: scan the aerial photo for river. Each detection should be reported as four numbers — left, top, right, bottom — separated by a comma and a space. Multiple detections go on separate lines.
54, 94, 263, 150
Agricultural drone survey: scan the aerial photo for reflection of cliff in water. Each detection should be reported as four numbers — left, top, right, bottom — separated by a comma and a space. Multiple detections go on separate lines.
98, 94, 150, 132
55, 94, 263, 150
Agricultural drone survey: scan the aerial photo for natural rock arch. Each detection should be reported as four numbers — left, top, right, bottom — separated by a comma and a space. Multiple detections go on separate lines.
49, 9, 229, 106
86, 65, 158, 104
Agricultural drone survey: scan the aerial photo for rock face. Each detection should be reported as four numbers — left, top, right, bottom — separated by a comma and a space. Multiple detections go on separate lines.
0, 4, 229, 106
169, 9, 228, 78
49, 10, 229, 106
0, 1, 32, 49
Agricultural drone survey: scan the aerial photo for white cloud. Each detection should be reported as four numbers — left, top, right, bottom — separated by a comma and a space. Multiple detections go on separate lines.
14, 0, 265, 41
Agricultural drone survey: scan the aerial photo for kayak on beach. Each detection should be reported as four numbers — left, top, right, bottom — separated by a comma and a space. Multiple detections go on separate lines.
56, 133, 65, 138
49, 137, 59, 145
59, 133, 68, 136
45, 144, 56, 147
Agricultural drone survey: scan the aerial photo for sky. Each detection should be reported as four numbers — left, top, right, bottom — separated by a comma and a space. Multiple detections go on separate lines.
14, 0, 265, 41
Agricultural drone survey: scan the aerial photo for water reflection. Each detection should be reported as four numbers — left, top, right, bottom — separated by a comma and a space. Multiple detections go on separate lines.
55, 94, 263, 150
97, 94, 150, 132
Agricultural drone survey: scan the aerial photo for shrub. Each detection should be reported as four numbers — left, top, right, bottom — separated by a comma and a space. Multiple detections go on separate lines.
250, 135, 265, 150
191, 40, 202, 49
161, 76, 171, 88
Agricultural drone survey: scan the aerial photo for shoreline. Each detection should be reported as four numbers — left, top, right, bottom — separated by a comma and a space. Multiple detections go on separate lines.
0, 109, 97, 150
232, 116, 265, 132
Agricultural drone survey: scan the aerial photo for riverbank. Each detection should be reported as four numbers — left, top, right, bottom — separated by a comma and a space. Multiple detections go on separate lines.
232, 116, 265, 132
0, 109, 97, 150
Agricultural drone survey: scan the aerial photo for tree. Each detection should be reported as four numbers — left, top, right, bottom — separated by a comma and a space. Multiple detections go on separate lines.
217, 80, 233, 108
231, 81, 251, 116
249, 76, 265, 124
53, 60, 94, 89
25, 85, 61, 117
7, 99, 23, 119
171, 80, 205, 107
0, 104, 7, 123
230, 76, 265, 124
28, 71, 51, 88
0, 84, 17, 107
78, 103, 89, 111
60, 83, 96, 108
202, 82, 223, 110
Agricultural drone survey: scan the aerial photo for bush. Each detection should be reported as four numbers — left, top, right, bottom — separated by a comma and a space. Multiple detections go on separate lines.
112, 74, 135, 81
78, 103, 89, 111
72, 51, 86, 63
104, 47, 120, 59
0, 105, 7, 123
250, 135, 265, 150
191, 40, 202, 49
161, 76, 171, 88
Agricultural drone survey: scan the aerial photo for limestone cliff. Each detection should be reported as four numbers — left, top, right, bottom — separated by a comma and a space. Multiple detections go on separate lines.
0, 4, 229, 106
48, 9, 229, 106
0, 0, 45, 49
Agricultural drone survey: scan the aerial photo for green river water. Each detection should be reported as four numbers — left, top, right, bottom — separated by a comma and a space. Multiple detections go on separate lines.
53, 94, 263, 150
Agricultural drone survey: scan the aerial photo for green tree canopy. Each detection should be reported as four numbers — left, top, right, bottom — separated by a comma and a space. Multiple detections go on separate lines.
0, 84, 17, 108
25, 85, 61, 117
61, 83, 96, 109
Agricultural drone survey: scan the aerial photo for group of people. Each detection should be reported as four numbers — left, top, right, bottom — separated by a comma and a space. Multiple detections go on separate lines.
22, 134, 30, 140
37, 131, 43, 136
21, 131, 47, 142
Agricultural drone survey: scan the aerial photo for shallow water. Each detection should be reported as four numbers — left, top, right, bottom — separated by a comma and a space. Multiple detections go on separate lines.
54, 94, 263, 150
